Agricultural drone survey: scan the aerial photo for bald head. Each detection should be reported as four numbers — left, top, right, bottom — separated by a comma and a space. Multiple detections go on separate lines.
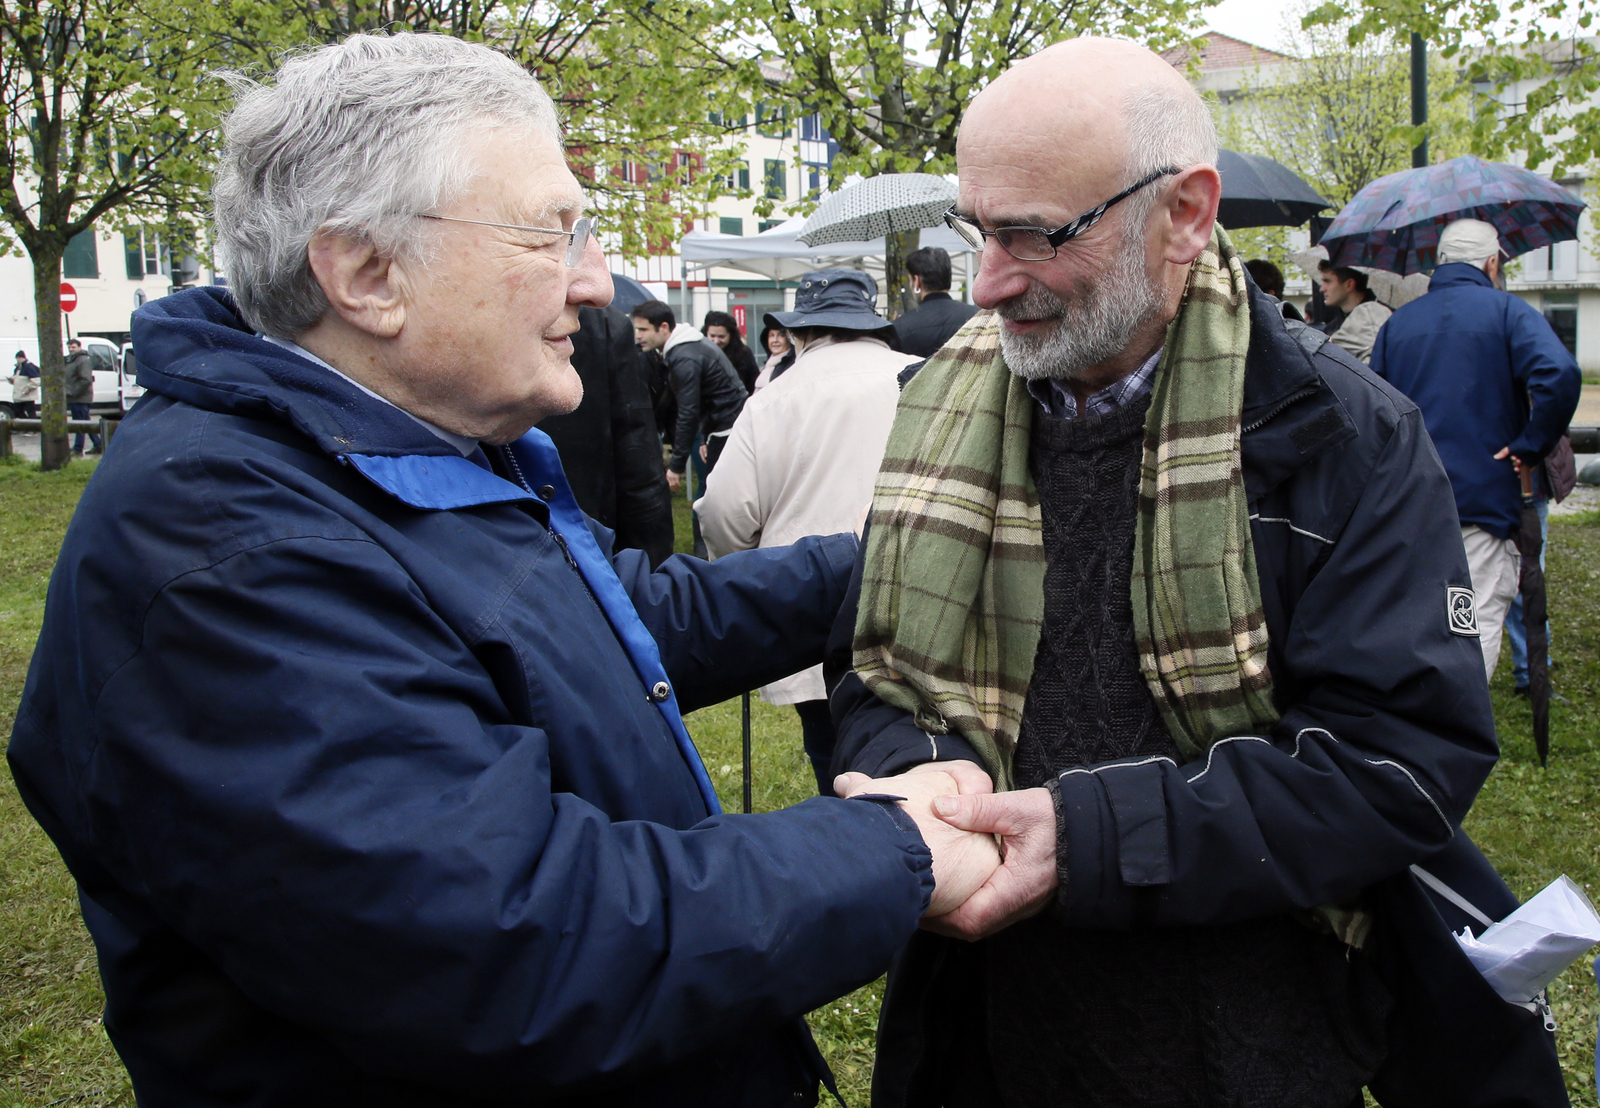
955, 36, 1222, 393
960, 37, 1215, 204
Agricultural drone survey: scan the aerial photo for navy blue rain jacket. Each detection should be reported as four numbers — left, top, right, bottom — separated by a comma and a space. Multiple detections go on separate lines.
7, 287, 935, 1107
1370, 263, 1581, 539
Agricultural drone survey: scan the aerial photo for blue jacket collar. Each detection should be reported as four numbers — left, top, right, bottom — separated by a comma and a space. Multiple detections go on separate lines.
1429, 262, 1495, 291
133, 287, 537, 511
133, 287, 459, 461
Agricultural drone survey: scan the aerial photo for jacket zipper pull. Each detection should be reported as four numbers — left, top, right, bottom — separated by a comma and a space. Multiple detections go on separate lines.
551, 531, 580, 572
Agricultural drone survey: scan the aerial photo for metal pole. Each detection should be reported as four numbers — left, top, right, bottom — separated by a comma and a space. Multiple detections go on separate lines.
680, 254, 691, 329
1411, 33, 1429, 169
741, 692, 752, 814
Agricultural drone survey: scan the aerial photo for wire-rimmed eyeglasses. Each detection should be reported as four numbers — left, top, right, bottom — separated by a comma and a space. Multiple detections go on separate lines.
419, 214, 597, 268
943, 167, 1181, 262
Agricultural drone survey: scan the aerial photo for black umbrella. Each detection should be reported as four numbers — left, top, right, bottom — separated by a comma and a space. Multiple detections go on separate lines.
1217, 149, 1332, 229
1517, 470, 1551, 765
608, 273, 653, 316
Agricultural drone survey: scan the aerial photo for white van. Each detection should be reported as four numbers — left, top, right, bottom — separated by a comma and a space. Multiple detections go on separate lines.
0, 337, 124, 419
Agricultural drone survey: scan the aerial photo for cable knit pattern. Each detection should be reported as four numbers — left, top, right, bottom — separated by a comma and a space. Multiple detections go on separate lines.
1014, 396, 1178, 781
969, 399, 1389, 1108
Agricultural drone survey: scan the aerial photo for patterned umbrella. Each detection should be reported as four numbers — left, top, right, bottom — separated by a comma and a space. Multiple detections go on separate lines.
1320, 155, 1587, 275
797, 173, 957, 247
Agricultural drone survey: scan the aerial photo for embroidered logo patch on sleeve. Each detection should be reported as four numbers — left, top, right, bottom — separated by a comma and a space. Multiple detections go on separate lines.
1447, 586, 1479, 636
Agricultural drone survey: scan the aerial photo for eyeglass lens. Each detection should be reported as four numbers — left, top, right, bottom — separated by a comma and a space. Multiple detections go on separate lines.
947, 216, 1054, 261
565, 217, 595, 268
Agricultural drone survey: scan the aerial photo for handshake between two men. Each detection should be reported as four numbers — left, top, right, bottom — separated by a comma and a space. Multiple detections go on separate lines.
832, 762, 1060, 940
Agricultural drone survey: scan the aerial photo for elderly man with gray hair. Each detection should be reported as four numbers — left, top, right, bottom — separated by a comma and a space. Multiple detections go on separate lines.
7, 33, 1004, 1107
828, 39, 1558, 1106
1371, 218, 1581, 681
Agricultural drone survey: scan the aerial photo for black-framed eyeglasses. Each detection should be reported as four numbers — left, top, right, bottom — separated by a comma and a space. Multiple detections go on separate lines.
943, 166, 1182, 261
419, 214, 597, 268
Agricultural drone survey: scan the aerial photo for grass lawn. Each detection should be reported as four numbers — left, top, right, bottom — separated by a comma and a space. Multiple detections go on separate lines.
1, 465, 1595, 1107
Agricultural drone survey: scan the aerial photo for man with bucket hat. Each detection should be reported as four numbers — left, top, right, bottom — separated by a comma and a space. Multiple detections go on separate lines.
698, 269, 919, 792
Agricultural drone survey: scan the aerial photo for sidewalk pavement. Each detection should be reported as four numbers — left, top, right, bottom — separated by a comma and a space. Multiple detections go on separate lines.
1576, 384, 1600, 426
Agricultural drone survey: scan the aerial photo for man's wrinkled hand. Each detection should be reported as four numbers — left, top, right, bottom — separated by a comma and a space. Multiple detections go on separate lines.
834, 766, 1000, 918
833, 759, 994, 803
665, 468, 681, 493
921, 786, 1058, 941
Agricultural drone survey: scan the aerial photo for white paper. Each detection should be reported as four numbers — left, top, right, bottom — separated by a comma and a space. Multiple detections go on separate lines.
1454, 875, 1600, 1003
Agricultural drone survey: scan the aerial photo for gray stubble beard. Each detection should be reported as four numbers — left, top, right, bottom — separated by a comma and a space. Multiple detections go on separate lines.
996, 230, 1166, 382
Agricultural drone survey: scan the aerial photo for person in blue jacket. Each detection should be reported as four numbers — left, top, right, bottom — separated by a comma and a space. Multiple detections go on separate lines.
1370, 218, 1581, 680
5, 34, 1003, 1107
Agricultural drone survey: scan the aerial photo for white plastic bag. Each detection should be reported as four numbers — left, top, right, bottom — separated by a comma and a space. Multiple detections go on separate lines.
1455, 875, 1600, 1003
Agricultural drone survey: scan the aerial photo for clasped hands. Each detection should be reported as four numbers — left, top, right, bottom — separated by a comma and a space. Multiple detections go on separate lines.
834, 763, 1058, 941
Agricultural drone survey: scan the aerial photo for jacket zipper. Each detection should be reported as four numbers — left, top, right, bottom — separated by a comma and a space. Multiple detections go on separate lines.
1242, 384, 1319, 434
497, 444, 600, 605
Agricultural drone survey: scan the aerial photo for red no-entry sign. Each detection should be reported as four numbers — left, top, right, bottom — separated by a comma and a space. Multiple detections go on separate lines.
60, 282, 78, 313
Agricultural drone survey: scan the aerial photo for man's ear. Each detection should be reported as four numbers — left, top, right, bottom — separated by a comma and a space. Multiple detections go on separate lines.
1159, 164, 1222, 266
307, 227, 407, 339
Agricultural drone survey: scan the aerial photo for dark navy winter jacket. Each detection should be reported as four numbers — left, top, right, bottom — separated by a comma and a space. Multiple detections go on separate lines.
834, 283, 1499, 928
1369, 263, 1580, 539
7, 287, 935, 1107
827, 281, 1543, 1104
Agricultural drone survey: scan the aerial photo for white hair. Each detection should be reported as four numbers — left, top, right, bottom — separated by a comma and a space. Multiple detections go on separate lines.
213, 33, 562, 338
1119, 81, 1219, 227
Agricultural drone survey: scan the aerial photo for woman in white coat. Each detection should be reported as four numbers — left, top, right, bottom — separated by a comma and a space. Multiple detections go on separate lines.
696, 270, 919, 794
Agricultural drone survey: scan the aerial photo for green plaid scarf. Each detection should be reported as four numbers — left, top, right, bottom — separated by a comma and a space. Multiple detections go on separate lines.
854, 226, 1278, 791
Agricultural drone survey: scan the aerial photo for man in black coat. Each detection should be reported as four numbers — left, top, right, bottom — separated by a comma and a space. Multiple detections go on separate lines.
891, 247, 978, 357
538, 305, 675, 567
631, 299, 746, 493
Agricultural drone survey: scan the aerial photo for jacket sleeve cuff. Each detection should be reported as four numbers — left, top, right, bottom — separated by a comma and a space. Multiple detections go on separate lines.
848, 796, 934, 914
814, 531, 860, 586
1048, 769, 1139, 928
843, 716, 986, 780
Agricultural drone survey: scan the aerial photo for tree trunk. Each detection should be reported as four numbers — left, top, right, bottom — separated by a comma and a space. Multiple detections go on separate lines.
883, 227, 920, 321
30, 251, 71, 471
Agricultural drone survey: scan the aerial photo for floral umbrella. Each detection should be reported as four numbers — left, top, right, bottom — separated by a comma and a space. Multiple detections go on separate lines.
1319, 155, 1587, 275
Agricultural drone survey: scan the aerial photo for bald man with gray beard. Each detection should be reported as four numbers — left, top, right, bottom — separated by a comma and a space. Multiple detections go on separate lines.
829, 37, 1517, 1107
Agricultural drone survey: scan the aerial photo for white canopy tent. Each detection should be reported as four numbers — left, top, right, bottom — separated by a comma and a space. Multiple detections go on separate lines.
680, 216, 975, 282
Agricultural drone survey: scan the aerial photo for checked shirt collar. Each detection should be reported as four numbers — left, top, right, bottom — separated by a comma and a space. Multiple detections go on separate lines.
1026, 347, 1162, 420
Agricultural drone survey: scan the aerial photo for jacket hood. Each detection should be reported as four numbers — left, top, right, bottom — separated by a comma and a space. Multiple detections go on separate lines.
132, 287, 454, 459
1428, 262, 1495, 292
663, 324, 706, 356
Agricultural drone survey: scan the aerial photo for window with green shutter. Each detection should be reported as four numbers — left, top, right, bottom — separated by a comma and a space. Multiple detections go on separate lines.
763, 159, 787, 200
62, 228, 99, 279
755, 102, 788, 139
719, 217, 743, 236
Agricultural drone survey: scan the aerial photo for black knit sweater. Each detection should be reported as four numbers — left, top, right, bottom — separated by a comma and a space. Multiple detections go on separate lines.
953, 397, 1389, 1108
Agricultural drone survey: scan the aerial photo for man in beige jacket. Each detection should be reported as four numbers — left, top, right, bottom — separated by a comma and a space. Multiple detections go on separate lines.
1320, 262, 1391, 364
697, 269, 919, 793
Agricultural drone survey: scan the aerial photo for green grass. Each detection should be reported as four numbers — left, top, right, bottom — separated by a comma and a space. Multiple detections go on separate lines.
0, 459, 134, 1108
1465, 508, 1600, 1108
0, 469, 1594, 1107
